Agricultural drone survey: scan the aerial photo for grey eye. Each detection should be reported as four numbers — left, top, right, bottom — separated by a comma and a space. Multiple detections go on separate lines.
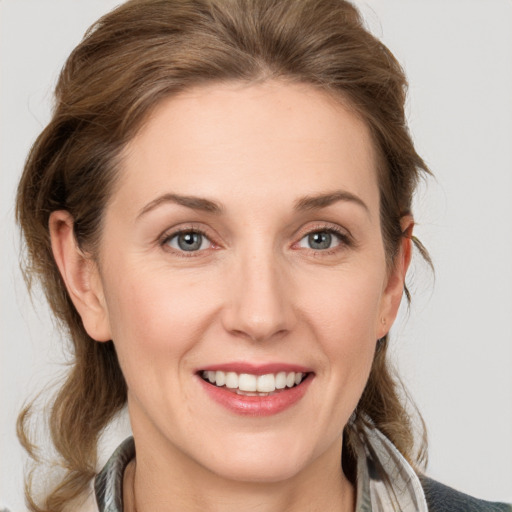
299, 231, 341, 250
167, 232, 210, 252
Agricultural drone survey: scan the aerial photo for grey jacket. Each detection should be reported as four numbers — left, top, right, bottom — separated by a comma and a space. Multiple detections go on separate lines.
420, 477, 511, 512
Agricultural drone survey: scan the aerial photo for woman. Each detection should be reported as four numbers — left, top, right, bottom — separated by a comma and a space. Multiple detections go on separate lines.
10, 0, 511, 511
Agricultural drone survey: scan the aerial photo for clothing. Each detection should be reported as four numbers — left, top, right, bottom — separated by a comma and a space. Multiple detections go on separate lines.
420, 477, 511, 512
92, 427, 511, 512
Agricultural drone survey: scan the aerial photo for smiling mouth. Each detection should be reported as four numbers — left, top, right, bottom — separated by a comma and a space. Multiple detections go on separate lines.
200, 370, 310, 396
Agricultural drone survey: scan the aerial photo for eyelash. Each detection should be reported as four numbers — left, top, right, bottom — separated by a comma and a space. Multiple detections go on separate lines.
295, 225, 353, 255
159, 226, 215, 257
159, 224, 353, 257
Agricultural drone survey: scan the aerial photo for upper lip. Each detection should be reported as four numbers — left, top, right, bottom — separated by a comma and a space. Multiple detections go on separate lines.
197, 362, 313, 375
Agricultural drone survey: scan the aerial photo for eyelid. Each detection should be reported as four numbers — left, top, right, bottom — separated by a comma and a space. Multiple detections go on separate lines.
158, 223, 220, 254
292, 222, 354, 251
294, 222, 352, 241
157, 221, 353, 255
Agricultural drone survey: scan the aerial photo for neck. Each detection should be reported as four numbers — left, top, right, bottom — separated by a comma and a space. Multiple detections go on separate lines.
123, 436, 355, 512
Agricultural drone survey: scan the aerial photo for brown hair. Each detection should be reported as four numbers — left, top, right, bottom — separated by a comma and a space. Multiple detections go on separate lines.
16, 0, 431, 509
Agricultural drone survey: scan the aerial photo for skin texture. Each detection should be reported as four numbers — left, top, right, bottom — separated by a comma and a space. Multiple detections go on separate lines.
50, 81, 412, 512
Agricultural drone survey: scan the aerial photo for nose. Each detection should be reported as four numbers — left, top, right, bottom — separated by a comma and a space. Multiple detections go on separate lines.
221, 250, 296, 343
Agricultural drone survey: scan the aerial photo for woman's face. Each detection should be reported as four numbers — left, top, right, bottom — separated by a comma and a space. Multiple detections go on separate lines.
80, 81, 407, 483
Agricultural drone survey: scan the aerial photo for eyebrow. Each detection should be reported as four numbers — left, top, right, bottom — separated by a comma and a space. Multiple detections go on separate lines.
137, 193, 223, 219
294, 190, 370, 216
137, 189, 369, 219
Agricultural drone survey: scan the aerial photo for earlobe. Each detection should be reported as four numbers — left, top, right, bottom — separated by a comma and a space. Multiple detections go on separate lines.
49, 211, 111, 342
377, 216, 414, 339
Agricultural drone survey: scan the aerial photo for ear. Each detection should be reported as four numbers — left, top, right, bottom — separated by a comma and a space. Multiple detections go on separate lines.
49, 211, 111, 342
377, 216, 414, 339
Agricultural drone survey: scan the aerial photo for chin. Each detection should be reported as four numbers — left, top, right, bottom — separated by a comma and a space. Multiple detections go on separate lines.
195, 432, 321, 484
208, 456, 308, 484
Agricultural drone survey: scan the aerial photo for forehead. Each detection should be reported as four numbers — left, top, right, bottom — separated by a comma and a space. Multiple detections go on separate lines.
114, 80, 379, 214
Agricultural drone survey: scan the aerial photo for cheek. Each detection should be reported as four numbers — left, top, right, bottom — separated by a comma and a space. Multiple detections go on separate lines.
299, 267, 384, 345
296, 266, 384, 395
102, 264, 220, 380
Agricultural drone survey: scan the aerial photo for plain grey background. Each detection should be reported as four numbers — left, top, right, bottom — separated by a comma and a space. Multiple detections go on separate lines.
1, 0, 511, 510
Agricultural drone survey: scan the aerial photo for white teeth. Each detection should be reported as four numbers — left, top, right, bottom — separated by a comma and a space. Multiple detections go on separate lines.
215, 370, 226, 387
202, 370, 306, 392
238, 373, 257, 392
225, 372, 238, 389
236, 389, 259, 396
257, 373, 275, 392
275, 372, 287, 389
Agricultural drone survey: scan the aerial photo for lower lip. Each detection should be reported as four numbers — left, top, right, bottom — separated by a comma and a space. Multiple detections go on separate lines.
198, 374, 313, 416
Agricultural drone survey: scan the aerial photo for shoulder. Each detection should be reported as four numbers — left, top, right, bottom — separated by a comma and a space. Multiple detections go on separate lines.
419, 476, 512, 512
